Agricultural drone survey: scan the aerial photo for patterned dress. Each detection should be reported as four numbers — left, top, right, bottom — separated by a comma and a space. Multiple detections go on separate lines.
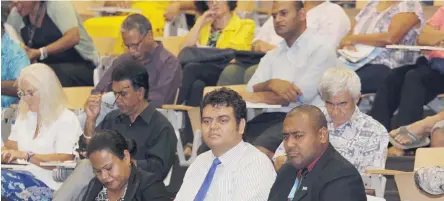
95, 186, 128, 201
353, 0, 425, 69
1, 31, 30, 108
1, 169, 54, 201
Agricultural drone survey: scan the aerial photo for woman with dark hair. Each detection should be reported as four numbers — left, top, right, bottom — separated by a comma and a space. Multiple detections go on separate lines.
180, 0, 253, 50
6, 0, 99, 87
81, 130, 169, 201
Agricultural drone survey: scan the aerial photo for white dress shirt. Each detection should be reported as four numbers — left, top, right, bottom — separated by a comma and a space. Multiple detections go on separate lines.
8, 108, 83, 189
247, 28, 337, 113
253, 2, 350, 48
306, 1, 351, 48
273, 107, 389, 174
175, 141, 276, 201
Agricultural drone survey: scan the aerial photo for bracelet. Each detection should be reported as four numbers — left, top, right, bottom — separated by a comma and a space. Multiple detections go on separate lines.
39, 47, 48, 60
82, 133, 92, 139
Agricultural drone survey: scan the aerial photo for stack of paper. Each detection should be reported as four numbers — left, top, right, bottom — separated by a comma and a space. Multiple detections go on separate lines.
338, 44, 376, 63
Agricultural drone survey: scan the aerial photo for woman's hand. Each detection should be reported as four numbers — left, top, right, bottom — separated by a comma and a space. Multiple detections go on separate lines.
339, 37, 357, 51
200, 9, 217, 25
1, 149, 28, 163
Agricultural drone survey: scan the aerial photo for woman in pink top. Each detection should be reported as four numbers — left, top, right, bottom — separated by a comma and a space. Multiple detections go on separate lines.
369, 7, 444, 156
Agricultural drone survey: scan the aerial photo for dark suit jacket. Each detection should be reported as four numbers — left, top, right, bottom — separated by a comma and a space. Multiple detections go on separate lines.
81, 165, 169, 201
268, 143, 367, 201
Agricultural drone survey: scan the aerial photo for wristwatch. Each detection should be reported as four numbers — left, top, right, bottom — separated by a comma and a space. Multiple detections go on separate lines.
27, 152, 35, 162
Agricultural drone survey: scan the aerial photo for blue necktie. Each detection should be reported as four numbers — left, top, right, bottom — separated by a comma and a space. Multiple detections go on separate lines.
194, 158, 221, 201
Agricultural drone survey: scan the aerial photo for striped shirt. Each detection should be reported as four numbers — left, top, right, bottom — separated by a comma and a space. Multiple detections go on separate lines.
175, 141, 276, 201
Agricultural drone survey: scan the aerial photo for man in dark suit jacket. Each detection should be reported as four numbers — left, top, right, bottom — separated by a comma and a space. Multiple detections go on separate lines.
268, 105, 367, 201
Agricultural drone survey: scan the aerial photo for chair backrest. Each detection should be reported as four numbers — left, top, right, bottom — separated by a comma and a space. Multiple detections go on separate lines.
395, 172, 444, 201
156, 36, 185, 56
392, 147, 444, 201
91, 37, 118, 57
63, 87, 94, 110
414, 147, 444, 170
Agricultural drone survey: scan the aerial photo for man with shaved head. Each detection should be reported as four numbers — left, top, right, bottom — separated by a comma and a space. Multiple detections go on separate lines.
268, 105, 366, 201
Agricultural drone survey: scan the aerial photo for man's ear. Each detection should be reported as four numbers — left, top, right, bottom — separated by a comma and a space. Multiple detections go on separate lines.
354, 93, 361, 105
146, 30, 153, 41
137, 87, 146, 100
298, 8, 307, 21
319, 127, 328, 144
237, 118, 246, 136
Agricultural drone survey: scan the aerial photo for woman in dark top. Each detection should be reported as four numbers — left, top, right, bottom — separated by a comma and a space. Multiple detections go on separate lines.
7, 1, 99, 87
82, 130, 169, 201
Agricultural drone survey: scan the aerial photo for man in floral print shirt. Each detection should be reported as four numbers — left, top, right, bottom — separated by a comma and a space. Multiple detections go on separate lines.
274, 67, 389, 173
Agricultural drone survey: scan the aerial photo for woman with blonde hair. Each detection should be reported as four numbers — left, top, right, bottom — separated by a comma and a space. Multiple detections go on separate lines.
1, 63, 83, 200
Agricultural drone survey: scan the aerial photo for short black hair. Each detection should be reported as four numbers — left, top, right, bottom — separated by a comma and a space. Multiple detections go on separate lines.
111, 59, 149, 99
293, 1, 304, 11
194, 0, 237, 14
200, 87, 247, 125
87, 130, 137, 159
287, 104, 327, 131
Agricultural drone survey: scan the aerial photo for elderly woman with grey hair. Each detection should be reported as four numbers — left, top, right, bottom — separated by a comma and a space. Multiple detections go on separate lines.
273, 67, 389, 172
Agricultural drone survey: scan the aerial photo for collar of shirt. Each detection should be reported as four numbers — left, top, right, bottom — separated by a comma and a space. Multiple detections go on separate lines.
141, 41, 164, 65
297, 146, 327, 178
211, 141, 247, 169
277, 28, 317, 54
117, 103, 155, 125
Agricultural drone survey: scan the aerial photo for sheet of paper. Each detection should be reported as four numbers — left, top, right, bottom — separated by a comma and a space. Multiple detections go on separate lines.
386, 45, 444, 51
246, 101, 281, 109
338, 44, 376, 63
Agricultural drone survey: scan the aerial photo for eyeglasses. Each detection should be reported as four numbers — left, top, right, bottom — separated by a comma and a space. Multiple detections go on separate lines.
102, 87, 130, 108
17, 90, 37, 98
122, 34, 147, 50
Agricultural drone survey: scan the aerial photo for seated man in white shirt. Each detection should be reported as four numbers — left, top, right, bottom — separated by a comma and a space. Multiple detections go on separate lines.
217, 0, 350, 86
175, 88, 276, 201
240, 1, 338, 159
274, 67, 389, 173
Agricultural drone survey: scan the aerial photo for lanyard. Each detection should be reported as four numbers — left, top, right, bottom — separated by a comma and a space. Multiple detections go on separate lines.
27, 2, 46, 47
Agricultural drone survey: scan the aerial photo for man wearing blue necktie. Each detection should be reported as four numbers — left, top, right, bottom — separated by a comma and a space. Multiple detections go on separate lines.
268, 105, 367, 201
175, 87, 276, 201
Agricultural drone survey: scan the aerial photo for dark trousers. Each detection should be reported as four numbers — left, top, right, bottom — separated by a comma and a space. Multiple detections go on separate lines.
178, 63, 224, 145
198, 112, 287, 154
47, 61, 95, 87
356, 63, 391, 94
369, 57, 444, 131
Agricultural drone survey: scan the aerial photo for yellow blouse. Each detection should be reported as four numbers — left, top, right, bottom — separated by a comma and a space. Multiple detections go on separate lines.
196, 13, 255, 51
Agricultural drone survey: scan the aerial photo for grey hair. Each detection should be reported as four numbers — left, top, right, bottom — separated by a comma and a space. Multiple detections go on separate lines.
318, 67, 361, 101
120, 14, 152, 35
